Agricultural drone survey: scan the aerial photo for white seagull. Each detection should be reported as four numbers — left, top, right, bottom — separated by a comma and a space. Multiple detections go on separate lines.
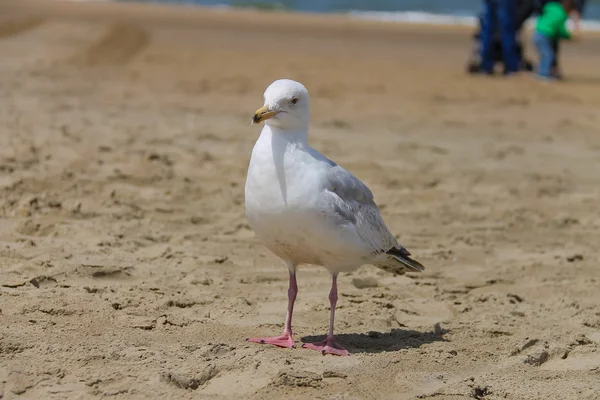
245, 79, 424, 356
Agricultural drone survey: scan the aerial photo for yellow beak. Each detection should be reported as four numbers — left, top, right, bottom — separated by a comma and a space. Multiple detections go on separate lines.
252, 105, 280, 124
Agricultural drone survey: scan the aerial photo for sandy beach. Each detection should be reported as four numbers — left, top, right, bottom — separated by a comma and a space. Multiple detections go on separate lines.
1, 1, 600, 399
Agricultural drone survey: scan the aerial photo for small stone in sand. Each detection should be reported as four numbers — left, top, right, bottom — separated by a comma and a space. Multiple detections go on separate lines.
524, 350, 549, 366
352, 277, 378, 289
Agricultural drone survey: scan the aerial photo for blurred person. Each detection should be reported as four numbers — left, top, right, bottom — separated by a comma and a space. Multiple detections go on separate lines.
536, 0, 586, 79
479, 0, 520, 75
468, 0, 535, 74
533, 0, 579, 80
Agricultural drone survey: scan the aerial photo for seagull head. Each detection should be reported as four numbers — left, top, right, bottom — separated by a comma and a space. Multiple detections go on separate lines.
252, 79, 310, 131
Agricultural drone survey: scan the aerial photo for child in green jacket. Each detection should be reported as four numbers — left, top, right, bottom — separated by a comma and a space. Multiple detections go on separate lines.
533, 0, 578, 80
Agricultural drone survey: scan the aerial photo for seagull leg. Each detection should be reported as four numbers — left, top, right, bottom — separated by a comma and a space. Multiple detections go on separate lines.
247, 269, 297, 349
302, 273, 350, 356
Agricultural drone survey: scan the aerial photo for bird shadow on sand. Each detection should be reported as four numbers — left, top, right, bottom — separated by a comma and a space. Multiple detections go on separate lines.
301, 327, 448, 354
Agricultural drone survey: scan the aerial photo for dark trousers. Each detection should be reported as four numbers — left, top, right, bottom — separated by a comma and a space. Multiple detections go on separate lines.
480, 0, 519, 73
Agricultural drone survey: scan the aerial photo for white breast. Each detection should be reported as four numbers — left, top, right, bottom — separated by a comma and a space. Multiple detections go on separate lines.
245, 129, 323, 264
244, 128, 369, 271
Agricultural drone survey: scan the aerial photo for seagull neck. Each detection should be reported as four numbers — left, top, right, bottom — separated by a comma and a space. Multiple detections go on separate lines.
264, 125, 308, 145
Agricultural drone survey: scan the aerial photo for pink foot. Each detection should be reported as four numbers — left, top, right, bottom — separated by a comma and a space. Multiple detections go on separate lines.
247, 333, 296, 349
301, 336, 350, 356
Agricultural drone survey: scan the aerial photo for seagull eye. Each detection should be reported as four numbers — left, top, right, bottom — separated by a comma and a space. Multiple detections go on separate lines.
291, 97, 298, 105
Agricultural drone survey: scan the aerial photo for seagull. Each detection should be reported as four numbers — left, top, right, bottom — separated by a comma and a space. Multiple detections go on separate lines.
245, 79, 424, 356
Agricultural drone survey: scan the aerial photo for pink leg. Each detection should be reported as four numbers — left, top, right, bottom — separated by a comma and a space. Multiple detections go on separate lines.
302, 273, 350, 356
247, 270, 297, 349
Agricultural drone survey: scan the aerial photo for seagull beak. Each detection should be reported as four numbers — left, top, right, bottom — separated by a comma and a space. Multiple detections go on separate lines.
252, 105, 280, 124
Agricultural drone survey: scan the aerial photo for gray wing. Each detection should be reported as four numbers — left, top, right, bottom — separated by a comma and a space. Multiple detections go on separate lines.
320, 165, 399, 255
320, 165, 424, 272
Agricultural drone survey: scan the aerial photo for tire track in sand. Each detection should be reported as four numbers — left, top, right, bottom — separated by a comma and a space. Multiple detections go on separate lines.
0, 17, 44, 39
72, 23, 150, 66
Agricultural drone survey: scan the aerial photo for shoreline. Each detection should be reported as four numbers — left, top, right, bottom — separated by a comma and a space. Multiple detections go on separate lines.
62, 0, 600, 32
4, 0, 474, 32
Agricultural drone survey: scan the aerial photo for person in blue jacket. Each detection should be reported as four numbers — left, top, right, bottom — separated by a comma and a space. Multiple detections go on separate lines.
468, 0, 535, 74
479, 0, 520, 75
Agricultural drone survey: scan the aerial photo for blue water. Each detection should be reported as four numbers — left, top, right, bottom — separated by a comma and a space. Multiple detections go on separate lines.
178, 0, 481, 15
123, 0, 600, 27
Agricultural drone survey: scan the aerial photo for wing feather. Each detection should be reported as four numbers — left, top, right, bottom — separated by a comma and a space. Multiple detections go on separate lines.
320, 166, 398, 255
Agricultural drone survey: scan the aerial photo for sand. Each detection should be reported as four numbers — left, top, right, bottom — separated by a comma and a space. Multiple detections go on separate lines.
1, 1, 600, 399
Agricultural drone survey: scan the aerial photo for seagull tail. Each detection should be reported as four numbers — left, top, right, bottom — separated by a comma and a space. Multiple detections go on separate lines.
374, 247, 425, 274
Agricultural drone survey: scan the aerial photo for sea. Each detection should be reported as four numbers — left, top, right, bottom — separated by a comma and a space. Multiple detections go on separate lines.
119, 0, 600, 31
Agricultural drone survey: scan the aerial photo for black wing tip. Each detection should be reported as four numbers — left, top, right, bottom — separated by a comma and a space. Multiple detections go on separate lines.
386, 248, 425, 272
386, 246, 411, 257
403, 255, 425, 272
